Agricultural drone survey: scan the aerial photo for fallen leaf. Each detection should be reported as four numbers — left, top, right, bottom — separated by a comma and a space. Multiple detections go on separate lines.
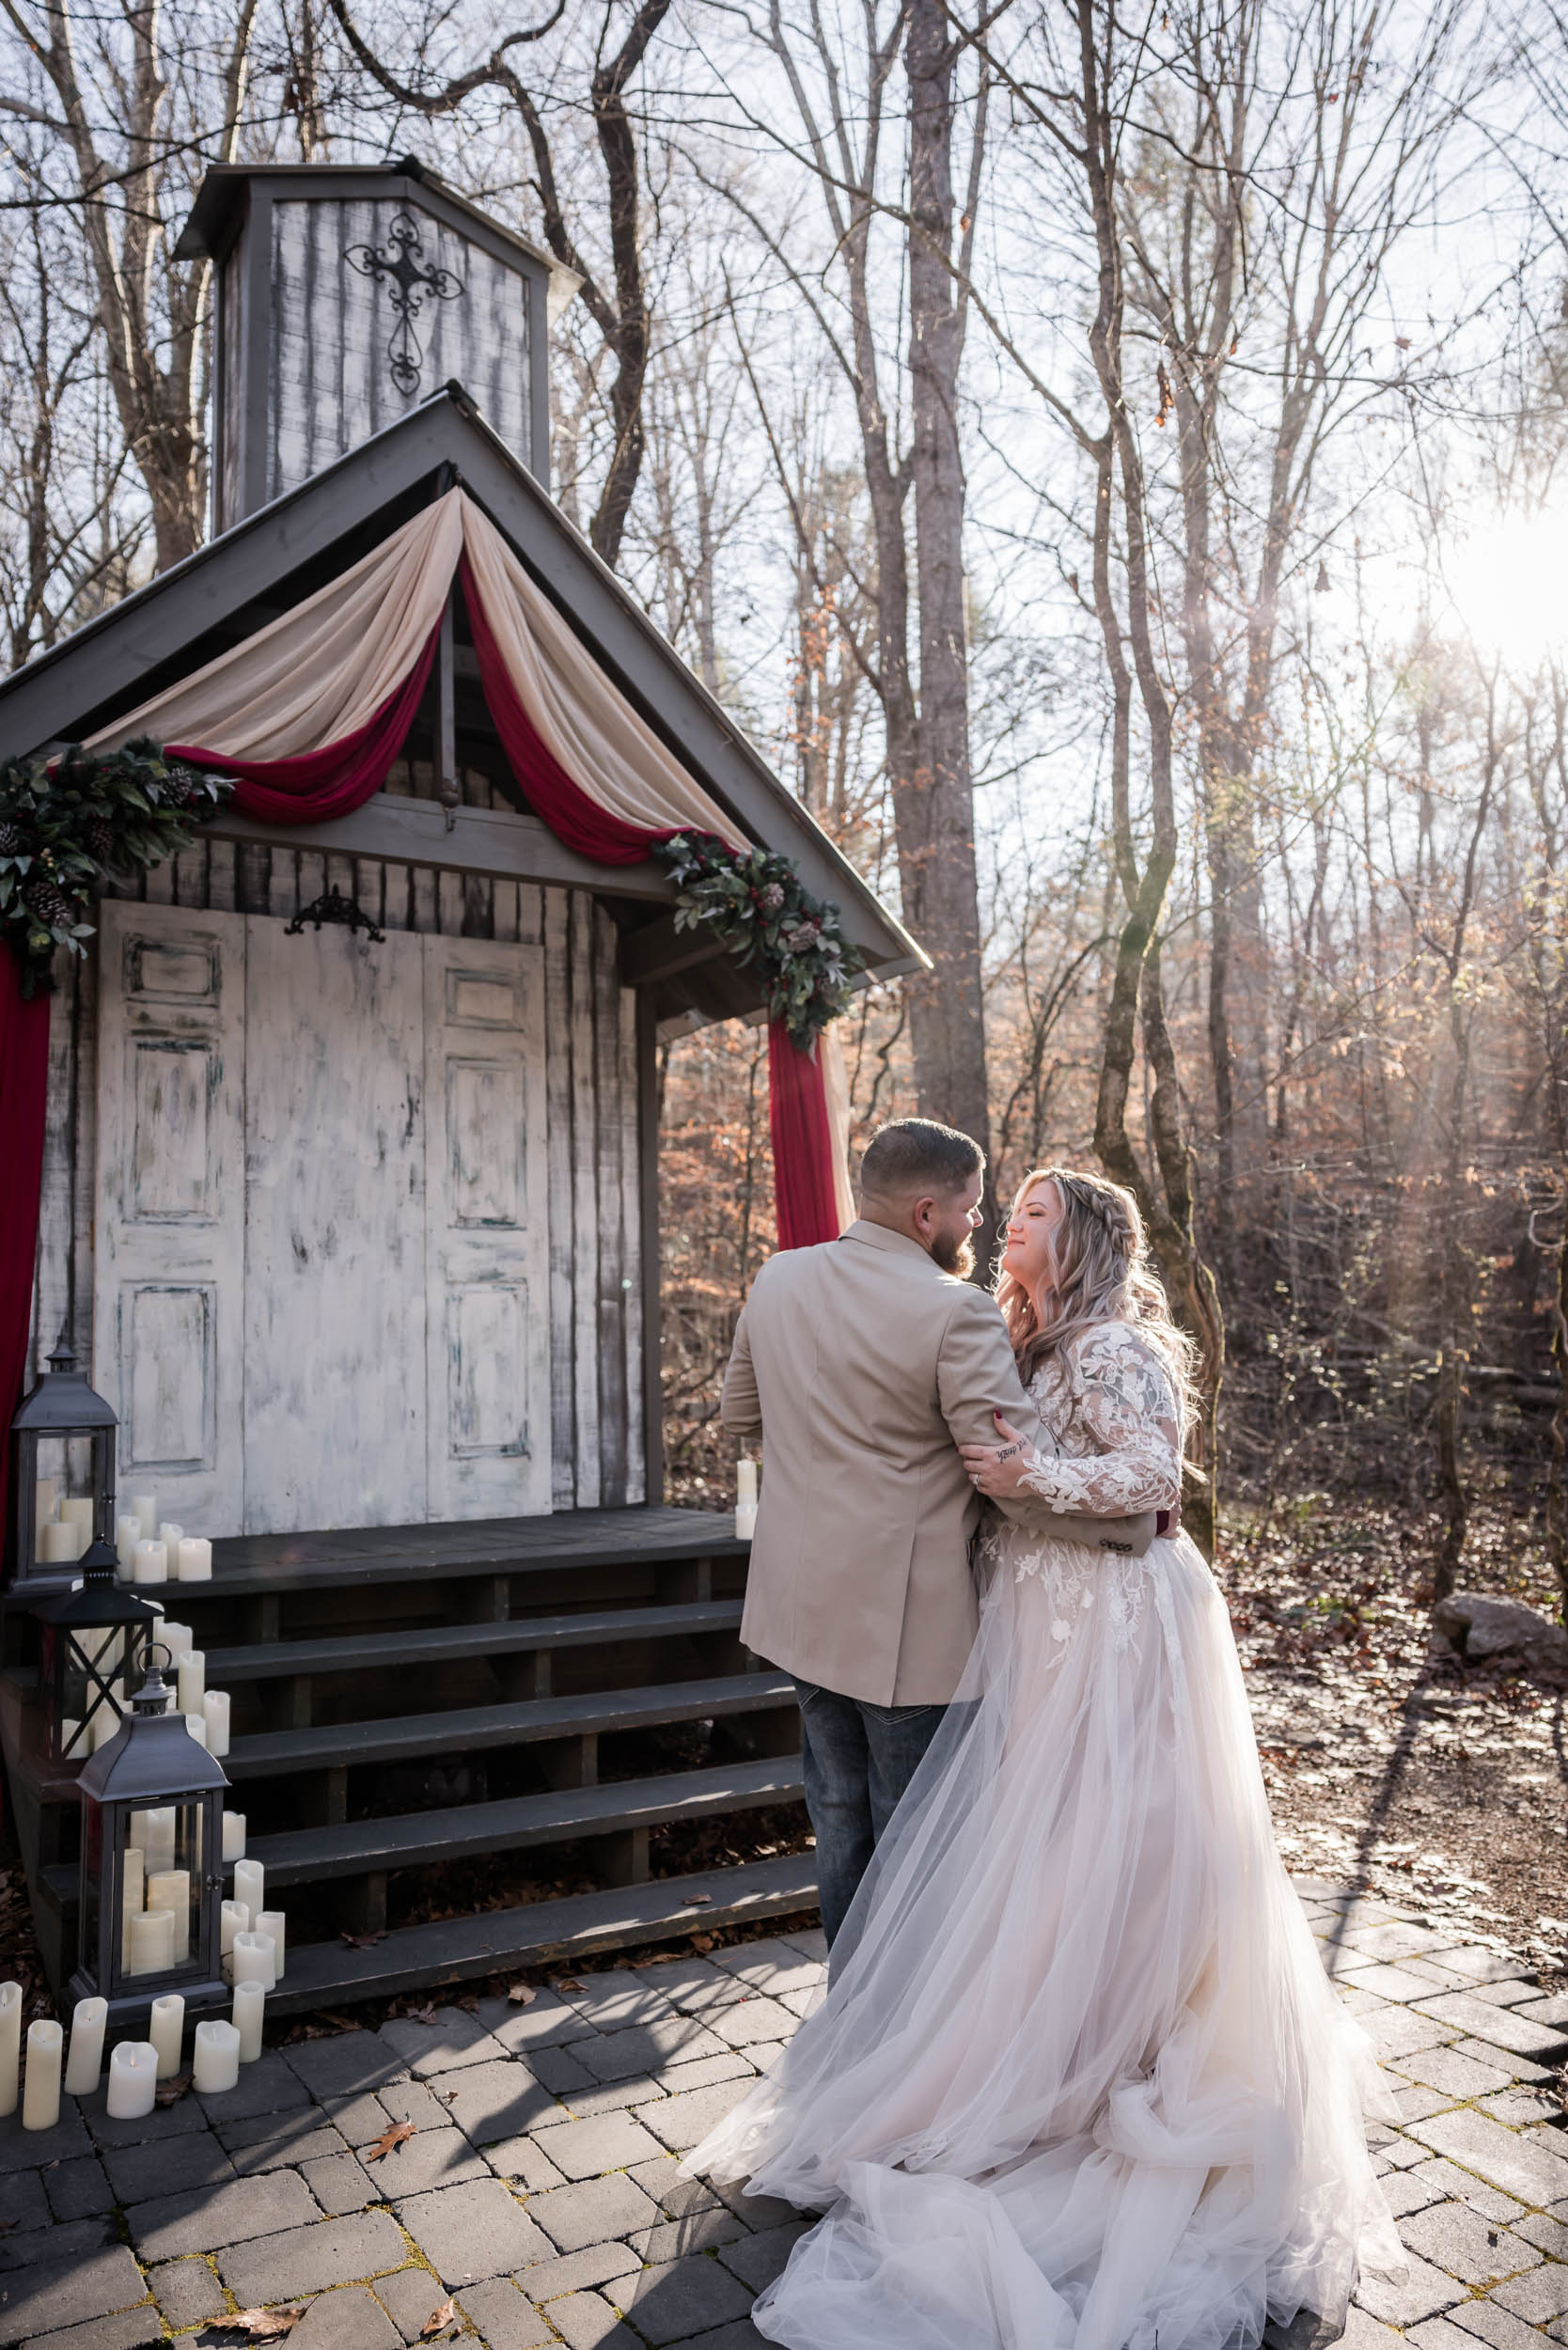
682, 1893, 713, 1907
224, 2307, 308, 2337
550, 1978, 582, 1995
363, 2121, 417, 2162
155, 2075, 192, 2106
690, 1933, 715, 1953
403, 2003, 437, 2024
455, 1995, 479, 2014
507, 1982, 537, 2006
421, 2295, 458, 2338
340, 1929, 387, 1950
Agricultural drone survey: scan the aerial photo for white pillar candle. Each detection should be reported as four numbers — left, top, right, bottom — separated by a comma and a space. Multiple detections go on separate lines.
59, 1496, 96, 1547
141, 1810, 176, 1876
106, 2041, 157, 2119
157, 1521, 183, 1552
149, 1994, 184, 2079
145, 1872, 189, 1959
132, 1494, 157, 1539
233, 1858, 264, 1922
735, 1502, 757, 1540
157, 1622, 192, 1667
255, 1910, 286, 1981
115, 1515, 140, 1571
231, 1980, 264, 2063
62, 1997, 107, 2097
22, 2020, 62, 2131
220, 1898, 246, 1952
183, 1714, 208, 1749
39, 1521, 77, 1563
202, 1692, 230, 1757
222, 1811, 245, 1862
231, 1932, 275, 1992
129, 1908, 176, 1976
120, 1846, 145, 1969
736, 1456, 759, 1507
133, 1541, 167, 1586
0, 1982, 22, 2116
176, 1651, 205, 1717
176, 1538, 212, 1582
192, 2019, 240, 2094
35, 1478, 58, 1527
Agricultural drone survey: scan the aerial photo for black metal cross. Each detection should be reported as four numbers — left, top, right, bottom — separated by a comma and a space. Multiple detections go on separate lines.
344, 211, 464, 396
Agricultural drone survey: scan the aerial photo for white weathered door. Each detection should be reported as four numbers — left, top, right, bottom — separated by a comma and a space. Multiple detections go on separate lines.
94, 901, 248, 1534
422, 936, 551, 1518
96, 907, 552, 1535
243, 918, 429, 1533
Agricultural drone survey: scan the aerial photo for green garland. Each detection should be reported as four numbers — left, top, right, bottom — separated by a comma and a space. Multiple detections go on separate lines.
651, 831, 866, 1044
1, 739, 231, 997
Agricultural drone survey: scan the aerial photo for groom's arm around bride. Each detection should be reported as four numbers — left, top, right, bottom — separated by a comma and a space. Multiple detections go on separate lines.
721, 1116, 1154, 1948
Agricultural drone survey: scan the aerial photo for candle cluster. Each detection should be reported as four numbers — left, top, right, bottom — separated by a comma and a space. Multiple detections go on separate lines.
34, 1479, 96, 1564
113, 1493, 212, 1584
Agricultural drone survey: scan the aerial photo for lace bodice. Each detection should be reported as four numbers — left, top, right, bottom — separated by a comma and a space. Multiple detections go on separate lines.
1017, 1321, 1184, 1517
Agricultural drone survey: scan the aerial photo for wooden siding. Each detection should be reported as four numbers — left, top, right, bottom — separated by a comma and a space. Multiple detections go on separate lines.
267, 198, 532, 501
31, 802, 644, 1519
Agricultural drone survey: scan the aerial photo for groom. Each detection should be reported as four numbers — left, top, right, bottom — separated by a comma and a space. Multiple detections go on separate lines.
721, 1117, 1156, 1948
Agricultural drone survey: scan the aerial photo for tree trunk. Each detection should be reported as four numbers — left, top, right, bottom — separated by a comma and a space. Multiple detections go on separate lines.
905, 0, 992, 1251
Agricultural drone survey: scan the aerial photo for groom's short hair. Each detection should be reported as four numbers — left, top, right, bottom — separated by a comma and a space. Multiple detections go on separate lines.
859, 1118, 984, 1201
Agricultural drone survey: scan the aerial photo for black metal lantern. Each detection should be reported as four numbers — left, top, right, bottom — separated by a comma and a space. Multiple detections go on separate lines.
8, 1332, 118, 1597
29, 1543, 163, 1770
72, 1651, 229, 2022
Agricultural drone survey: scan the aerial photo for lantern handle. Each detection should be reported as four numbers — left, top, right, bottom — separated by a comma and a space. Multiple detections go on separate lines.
133, 1642, 174, 1716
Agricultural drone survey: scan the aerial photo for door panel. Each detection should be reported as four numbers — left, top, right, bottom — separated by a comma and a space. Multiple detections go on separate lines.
95, 903, 246, 1530
424, 936, 550, 1518
243, 918, 428, 1533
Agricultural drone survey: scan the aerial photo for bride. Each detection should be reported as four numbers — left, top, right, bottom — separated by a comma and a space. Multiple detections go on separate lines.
683, 1166, 1403, 2350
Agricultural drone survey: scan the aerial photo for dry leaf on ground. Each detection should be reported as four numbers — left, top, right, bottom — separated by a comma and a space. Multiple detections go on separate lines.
364, 2120, 417, 2162
340, 1929, 387, 1950
224, 2306, 308, 2337
507, 1982, 537, 2006
155, 2075, 191, 2106
421, 2295, 458, 2338
549, 1978, 582, 1995
690, 1933, 715, 1952
401, 2002, 437, 2024
682, 1893, 713, 1906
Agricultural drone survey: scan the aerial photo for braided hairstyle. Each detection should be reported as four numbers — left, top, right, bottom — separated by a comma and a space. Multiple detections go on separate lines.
994, 1167, 1197, 1434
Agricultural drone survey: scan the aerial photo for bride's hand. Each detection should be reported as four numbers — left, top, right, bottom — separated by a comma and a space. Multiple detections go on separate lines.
959, 1413, 1038, 1498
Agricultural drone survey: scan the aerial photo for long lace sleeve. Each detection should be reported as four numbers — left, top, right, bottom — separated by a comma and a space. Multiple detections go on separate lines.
1018, 1325, 1184, 1514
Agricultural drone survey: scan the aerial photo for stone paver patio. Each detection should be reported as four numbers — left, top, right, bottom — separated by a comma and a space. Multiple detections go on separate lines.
0, 1886, 1560, 2349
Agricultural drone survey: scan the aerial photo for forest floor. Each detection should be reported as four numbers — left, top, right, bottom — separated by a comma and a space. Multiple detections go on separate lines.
1226, 1495, 1567, 1990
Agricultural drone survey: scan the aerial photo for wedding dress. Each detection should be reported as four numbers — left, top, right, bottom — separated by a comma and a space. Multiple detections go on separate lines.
684, 1320, 1403, 2350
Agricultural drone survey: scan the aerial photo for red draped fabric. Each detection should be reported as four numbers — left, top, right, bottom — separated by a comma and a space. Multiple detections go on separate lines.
0, 949, 52, 1535
167, 624, 441, 824
457, 554, 676, 867
768, 1018, 842, 1249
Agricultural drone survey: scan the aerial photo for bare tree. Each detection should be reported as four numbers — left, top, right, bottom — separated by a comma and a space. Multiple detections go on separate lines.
324, 0, 671, 571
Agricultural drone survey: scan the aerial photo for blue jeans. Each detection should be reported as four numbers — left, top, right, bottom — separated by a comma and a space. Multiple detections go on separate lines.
793, 1677, 946, 1950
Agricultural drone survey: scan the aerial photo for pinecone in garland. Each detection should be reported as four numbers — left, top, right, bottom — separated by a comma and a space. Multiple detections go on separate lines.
83, 815, 116, 866
160, 765, 199, 809
23, 873, 78, 930
0, 819, 26, 857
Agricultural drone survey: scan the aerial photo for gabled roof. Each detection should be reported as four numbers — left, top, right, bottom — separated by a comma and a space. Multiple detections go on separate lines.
0, 384, 923, 1002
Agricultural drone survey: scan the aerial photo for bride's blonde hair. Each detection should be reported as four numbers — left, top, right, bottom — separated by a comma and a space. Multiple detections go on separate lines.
995, 1167, 1197, 1431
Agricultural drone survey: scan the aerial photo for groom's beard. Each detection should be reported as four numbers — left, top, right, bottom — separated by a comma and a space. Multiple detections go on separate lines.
931, 1229, 977, 1279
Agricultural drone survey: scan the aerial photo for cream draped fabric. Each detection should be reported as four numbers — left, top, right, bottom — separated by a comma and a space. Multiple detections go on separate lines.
87, 489, 743, 847
819, 1024, 857, 1233
89, 494, 463, 760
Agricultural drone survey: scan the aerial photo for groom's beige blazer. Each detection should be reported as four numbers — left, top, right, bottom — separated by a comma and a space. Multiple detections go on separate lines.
722, 1217, 1155, 1707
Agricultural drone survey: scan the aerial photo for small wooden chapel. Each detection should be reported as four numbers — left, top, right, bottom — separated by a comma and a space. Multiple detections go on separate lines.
0, 159, 920, 2009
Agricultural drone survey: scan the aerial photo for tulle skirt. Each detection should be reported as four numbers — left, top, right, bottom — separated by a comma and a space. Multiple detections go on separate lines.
682, 1530, 1403, 2350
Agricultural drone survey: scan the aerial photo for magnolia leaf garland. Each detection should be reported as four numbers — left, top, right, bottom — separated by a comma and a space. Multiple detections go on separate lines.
651, 831, 865, 1045
0, 738, 232, 997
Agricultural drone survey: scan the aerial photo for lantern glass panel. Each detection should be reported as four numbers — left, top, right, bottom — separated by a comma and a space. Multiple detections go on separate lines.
127, 1802, 204, 1974
49, 1623, 127, 1763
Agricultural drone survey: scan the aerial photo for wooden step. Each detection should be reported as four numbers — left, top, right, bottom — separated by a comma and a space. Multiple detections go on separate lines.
222, 1670, 798, 1781
267, 1851, 820, 2013
197, 1505, 745, 1600
40, 1757, 807, 1906
204, 1600, 744, 1685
